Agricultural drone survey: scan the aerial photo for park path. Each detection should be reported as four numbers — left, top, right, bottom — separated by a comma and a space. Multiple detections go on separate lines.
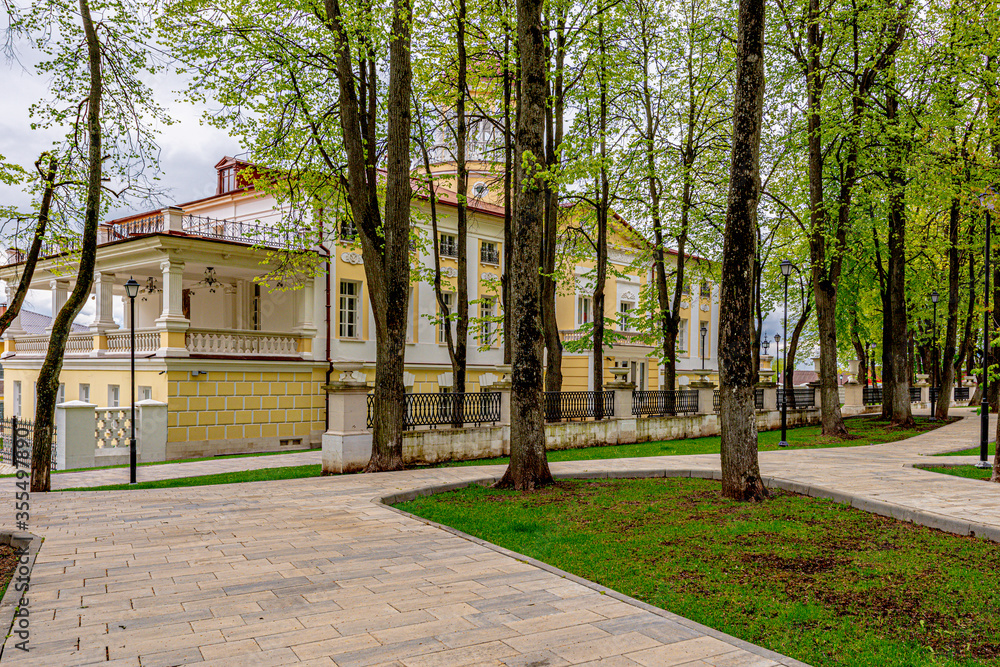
0, 408, 996, 666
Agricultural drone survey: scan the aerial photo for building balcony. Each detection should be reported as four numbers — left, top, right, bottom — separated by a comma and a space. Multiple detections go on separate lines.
3, 328, 306, 360
559, 329, 656, 348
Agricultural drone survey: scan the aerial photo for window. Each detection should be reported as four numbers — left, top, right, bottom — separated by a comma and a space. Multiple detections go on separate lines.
440, 233, 458, 258
577, 296, 592, 325
682, 283, 692, 296
473, 181, 488, 198
678, 318, 688, 352
79, 383, 90, 403
700, 280, 712, 296
480, 297, 495, 344
57, 384, 65, 406
109, 385, 120, 408
12, 381, 20, 417
619, 302, 633, 332
218, 167, 237, 194
481, 242, 500, 265
251, 284, 261, 331
438, 292, 454, 343
339, 281, 360, 338
340, 219, 358, 241
139, 386, 152, 401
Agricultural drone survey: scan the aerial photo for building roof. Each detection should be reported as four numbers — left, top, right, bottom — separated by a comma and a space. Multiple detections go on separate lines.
14, 309, 89, 335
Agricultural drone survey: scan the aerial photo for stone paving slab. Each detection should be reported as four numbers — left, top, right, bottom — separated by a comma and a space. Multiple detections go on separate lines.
0, 408, 997, 665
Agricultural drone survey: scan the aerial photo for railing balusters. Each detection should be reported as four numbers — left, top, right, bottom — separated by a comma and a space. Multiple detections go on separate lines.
632, 390, 698, 416
367, 391, 501, 429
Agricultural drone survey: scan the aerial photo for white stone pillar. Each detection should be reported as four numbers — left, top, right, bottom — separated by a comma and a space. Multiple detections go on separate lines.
608, 380, 636, 445
843, 381, 863, 408
90, 272, 118, 332
56, 401, 97, 470
163, 206, 185, 233
47, 280, 69, 331
137, 399, 168, 462
155, 258, 189, 357
322, 380, 372, 474
761, 385, 778, 411
494, 381, 512, 425
692, 381, 717, 416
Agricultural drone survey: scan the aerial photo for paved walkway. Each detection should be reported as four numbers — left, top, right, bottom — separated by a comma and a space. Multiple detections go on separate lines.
0, 409, 997, 666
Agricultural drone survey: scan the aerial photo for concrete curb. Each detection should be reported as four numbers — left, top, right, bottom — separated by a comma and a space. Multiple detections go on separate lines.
0, 529, 41, 661
377, 471, 809, 667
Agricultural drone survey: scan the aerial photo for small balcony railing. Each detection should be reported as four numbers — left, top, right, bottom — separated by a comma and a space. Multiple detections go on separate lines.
481, 246, 500, 264
185, 329, 300, 357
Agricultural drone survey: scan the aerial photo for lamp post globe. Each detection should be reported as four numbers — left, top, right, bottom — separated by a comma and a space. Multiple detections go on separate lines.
124, 277, 139, 484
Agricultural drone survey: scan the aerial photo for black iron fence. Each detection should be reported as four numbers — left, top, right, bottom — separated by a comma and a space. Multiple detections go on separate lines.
544, 390, 614, 422
0, 417, 57, 469
863, 386, 882, 405
909, 386, 922, 402
712, 388, 767, 412
633, 390, 698, 417
366, 391, 501, 429
778, 388, 816, 409
183, 214, 308, 251
955, 386, 970, 402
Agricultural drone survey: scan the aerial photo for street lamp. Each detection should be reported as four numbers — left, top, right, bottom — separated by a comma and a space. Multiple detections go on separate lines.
778, 259, 797, 447
124, 276, 140, 484
930, 290, 939, 421
762, 338, 770, 355
976, 188, 995, 469
700, 323, 708, 370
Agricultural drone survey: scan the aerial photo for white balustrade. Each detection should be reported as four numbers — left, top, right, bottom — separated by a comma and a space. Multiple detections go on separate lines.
14, 333, 93, 355
106, 329, 159, 354
94, 407, 133, 448
185, 329, 300, 357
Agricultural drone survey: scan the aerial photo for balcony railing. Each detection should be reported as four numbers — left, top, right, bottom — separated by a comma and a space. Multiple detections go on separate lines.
105, 213, 164, 241
186, 329, 300, 357
183, 215, 308, 250
14, 332, 94, 356
107, 329, 160, 354
481, 246, 500, 264
558, 330, 656, 347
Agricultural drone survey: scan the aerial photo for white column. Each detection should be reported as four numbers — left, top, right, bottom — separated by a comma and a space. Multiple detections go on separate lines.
56, 401, 97, 470
90, 272, 118, 332
156, 258, 188, 327
137, 399, 168, 462
47, 280, 69, 330
4, 285, 25, 338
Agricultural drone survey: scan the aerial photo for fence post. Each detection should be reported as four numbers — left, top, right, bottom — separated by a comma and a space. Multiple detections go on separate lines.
760, 384, 778, 411
843, 379, 863, 408
493, 380, 512, 425
322, 377, 372, 474
55, 401, 97, 471
136, 399, 168, 463
692, 379, 717, 416
916, 374, 930, 404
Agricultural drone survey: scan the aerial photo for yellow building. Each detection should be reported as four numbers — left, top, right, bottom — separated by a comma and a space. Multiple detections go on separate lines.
0, 156, 719, 459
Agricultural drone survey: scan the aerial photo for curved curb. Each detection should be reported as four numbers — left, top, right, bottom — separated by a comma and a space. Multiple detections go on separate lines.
377, 469, 810, 667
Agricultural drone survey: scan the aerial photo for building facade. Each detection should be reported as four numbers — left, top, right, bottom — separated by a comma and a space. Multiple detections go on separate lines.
0, 157, 720, 459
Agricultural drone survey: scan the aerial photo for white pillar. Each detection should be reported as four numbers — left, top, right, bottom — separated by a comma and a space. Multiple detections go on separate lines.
137, 399, 168, 462
47, 280, 69, 330
155, 258, 189, 357
322, 379, 372, 474
56, 401, 97, 470
90, 272, 118, 332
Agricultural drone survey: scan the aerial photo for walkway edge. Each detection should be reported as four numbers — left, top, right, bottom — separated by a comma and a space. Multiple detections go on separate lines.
0, 530, 41, 662
378, 471, 812, 667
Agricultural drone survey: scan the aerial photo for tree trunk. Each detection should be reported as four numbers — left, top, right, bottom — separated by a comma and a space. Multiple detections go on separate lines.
937, 192, 961, 418
0, 155, 57, 338
495, 0, 551, 491
32, 0, 102, 492
591, 20, 609, 420
719, 0, 767, 502
502, 30, 514, 366
455, 0, 469, 396
885, 82, 913, 427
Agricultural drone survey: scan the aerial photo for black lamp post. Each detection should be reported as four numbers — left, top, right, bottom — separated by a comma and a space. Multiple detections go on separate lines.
779, 259, 797, 447
867, 341, 875, 387
700, 323, 708, 370
977, 189, 994, 469
930, 290, 939, 421
124, 276, 140, 484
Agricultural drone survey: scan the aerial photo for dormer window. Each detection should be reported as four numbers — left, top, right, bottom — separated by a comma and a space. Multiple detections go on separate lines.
218, 166, 237, 194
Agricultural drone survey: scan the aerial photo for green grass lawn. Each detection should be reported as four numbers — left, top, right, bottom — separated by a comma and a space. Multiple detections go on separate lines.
397, 478, 1000, 667
57, 464, 322, 492
935, 443, 997, 457
920, 465, 995, 481
434, 415, 953, 467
